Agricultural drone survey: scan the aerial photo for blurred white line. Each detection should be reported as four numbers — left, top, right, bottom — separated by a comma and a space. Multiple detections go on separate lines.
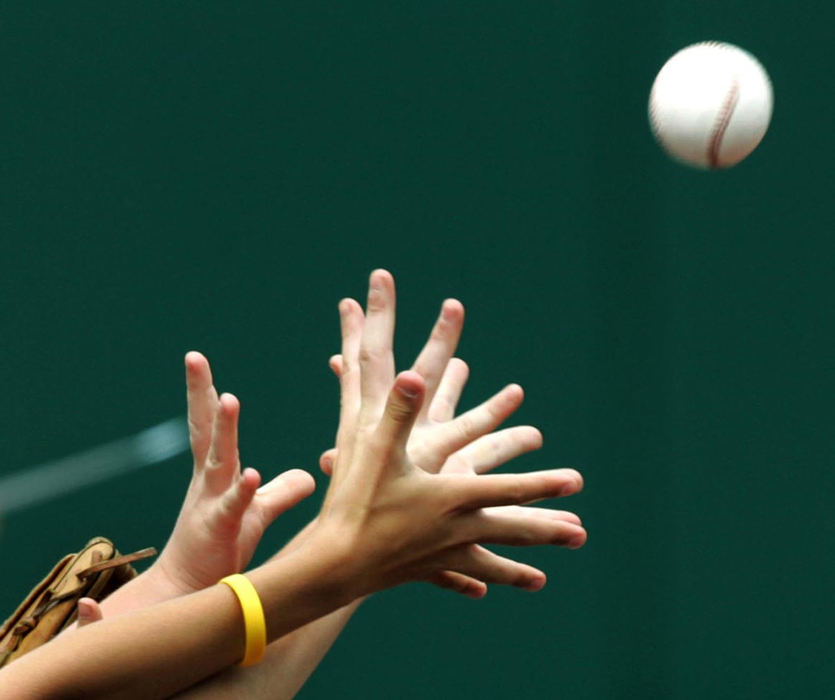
0, 417, 190, 515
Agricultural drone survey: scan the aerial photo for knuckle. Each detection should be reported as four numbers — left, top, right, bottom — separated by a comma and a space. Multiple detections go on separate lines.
431, 393, 453, 417
487, 434, 503, 457
386, 401, 413, 424
486, 398, 504, 420
366, 287, 387, 312
506, 482, 526, 504
455, 414, 477, 441
430, 317, 451, 341
358, 345, 388, 366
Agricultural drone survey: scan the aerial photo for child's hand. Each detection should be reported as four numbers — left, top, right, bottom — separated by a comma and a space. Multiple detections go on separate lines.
150, 352, 316, 595
309, 271, 585, 600
318, 297, 584, 598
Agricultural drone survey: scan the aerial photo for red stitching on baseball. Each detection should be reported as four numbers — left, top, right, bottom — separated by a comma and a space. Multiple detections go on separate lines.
708, 79, 740, 168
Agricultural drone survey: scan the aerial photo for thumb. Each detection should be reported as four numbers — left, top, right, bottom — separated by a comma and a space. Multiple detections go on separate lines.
255, 469, 317, 523
77, 598, 103, 627
375, 371, 425, 452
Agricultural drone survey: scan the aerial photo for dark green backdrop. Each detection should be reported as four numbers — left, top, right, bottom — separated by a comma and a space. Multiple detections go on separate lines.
1, 2, 832, 697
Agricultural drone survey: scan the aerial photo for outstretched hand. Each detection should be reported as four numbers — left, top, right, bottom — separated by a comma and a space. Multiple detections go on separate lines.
150, 352, 316, 595
319, 291, 585, 597
310, 270, 586, 601
322, 298, 562, 479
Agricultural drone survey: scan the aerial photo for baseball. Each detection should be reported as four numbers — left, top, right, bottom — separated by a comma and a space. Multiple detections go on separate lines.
648, 42, 773, 169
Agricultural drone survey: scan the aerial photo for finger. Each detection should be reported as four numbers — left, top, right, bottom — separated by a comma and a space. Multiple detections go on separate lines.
328, 354, 343, 378
447, 426, 543, 475
77, 598, 103, 627
374, 371, 425, 457
219, 466, 261, 523
437, 544, 547, 592
427, 358, 469, 423
205, 393, 241, 493
457, 509, 587, 549
428, 384, 527, 460
448, 469, 584, 509
185, 351, 220, 466
486, 504, 583, 527
325, 355, 343, 477
358, 269, 397, 417
411, 299, 465, 420
426, 570, 487, 599
337, 299, 364, 434
319, 448, 337, 475
254, 469, 317, 524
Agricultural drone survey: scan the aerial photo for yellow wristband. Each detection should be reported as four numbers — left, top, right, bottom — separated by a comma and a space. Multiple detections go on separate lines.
220, 574, 267, 667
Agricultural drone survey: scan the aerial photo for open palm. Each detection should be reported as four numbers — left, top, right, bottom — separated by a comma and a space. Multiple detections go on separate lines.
153, 352, 316, 594
321, 299, 582, 529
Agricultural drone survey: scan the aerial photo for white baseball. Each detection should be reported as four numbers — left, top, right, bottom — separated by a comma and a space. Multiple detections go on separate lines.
648, 42, 773, 169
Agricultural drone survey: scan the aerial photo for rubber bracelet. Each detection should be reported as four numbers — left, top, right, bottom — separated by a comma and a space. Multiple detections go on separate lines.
219, 574, 267, 667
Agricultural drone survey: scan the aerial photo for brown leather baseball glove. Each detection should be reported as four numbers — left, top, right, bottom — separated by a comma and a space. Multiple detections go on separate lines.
0, 536, 156, 666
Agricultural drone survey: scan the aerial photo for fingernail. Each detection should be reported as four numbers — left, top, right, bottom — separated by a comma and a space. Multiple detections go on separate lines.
559, 479, 581, 497
570, 532, 587, 548
78, 599, 93, 619
524, 576, 546, 592
397, 385, 418, 399
322, 456, 333, 471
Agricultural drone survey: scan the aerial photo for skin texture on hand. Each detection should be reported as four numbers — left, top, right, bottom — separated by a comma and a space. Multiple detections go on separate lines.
153, 351, 316, 593
88, 352, 317, 620
310, 269, 586, 598
320, 299, 548, 478
53, 270, 587, 700
0, 536, 359, 700
319, 289, 586, 596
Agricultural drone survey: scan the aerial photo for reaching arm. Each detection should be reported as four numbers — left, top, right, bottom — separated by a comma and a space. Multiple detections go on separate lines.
89, 351, 316, 621
175, 599, 364, 700
2, 270, 585, 700
0, 540, 357, 700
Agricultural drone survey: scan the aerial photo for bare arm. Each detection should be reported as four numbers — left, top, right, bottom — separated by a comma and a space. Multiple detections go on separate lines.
176, 519, 365, 700
0, 542, 356, 700
2, 270, 585, 700
176, 601, 363, 700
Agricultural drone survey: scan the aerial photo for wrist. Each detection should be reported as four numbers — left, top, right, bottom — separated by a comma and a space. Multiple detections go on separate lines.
286, 519, 365, 604
145, 556, 205, 599
276, 517, 320, 557
244, 541, 352, 642
301, 518, 379, 601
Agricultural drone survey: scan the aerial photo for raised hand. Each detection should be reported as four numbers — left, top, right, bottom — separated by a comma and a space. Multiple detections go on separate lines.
64, 354, 317, 631
310, 270, 586, 600
149, 352, 316, 594
323, 299, 555, 478
320, 297, 585, 593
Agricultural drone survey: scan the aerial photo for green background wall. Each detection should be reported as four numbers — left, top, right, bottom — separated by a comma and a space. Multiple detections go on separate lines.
1, 2, 832, 697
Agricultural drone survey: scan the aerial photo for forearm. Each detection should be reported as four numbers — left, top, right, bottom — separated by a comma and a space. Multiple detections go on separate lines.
176, 599, 364, 700
95, 562, 190, 618
174, 519, 364, 699
2, 585, 240, 699
0, 545, 353, 700
255, 600, 363, 700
